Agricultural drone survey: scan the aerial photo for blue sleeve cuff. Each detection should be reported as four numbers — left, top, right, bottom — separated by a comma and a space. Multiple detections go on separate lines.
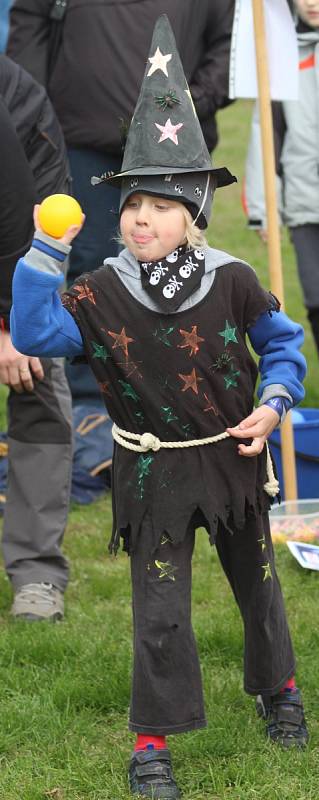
264, 396, 292, 417
32, 238, 67, 262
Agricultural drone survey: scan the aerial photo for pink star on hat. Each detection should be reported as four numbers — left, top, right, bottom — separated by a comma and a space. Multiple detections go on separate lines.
155, 118, 184, 145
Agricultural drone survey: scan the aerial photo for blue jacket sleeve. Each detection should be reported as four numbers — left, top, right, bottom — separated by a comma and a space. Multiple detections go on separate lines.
11, 257, 84, 357
248, 310, 306, 406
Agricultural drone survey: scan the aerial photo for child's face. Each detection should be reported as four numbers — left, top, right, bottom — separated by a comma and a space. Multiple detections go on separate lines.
120, 193, 187, 262
294, 0, 319, 26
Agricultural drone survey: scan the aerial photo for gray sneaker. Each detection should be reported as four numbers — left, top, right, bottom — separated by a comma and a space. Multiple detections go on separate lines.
11, 583, 64, 622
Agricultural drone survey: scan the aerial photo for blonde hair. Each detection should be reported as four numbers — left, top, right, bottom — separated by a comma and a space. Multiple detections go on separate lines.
182, 206, 207, 250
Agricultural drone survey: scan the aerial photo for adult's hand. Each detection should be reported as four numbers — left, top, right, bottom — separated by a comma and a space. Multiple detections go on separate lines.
257, 228, 268, 244
227, 405, 280, 457
0, 330, 44, 393
256, 228, 283, 244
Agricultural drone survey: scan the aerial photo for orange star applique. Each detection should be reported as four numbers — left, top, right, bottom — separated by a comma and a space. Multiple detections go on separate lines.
107, 327, 134, 357
178, 368, 203, 394
203, 393, 219, 415
118, 359, 143, 379
98, 381, 111, 396
73, 281, 96, 304
61, 294, 77, 314
178, 326, 205, 357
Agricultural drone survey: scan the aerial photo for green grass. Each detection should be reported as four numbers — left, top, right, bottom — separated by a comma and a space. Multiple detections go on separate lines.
0, 101, 318, 799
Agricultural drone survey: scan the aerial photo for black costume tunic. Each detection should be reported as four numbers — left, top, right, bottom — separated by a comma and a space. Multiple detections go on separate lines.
62, 261, 276, 553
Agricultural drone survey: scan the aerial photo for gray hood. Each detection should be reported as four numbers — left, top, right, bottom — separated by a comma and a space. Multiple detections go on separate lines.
102, 246, 248, 314
103, 245, 242, 277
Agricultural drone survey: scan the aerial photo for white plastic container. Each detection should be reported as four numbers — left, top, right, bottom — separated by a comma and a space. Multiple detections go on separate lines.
269, 499, 319, 543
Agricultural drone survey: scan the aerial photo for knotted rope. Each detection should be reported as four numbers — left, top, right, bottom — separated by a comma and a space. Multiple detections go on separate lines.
112, 423, 279, 497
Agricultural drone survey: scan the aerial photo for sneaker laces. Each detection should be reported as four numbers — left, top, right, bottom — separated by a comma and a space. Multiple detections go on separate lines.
16, 583, 58, 609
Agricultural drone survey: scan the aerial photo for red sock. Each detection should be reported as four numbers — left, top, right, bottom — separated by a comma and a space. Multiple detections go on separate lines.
280, 676, 296, 692
134, 734, 167, 751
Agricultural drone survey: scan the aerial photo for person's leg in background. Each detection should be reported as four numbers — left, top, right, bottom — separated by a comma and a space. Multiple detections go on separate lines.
2, 358, 72, 621
289, 224, 319, 357
0, 97, 72, 622
0, 0, 12, 53
66, 148, 121, 404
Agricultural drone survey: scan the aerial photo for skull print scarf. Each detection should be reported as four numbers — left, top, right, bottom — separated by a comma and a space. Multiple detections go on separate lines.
139, 245, 206, 311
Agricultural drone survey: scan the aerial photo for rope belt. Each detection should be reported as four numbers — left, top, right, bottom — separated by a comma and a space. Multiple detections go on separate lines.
112, 422, 280, 498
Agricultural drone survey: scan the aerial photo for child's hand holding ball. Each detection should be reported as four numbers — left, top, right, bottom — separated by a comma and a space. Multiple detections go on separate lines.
35, 194, 85, 245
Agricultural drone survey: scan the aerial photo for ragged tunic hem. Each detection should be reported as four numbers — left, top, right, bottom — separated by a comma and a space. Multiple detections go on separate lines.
109, 486, 272, 556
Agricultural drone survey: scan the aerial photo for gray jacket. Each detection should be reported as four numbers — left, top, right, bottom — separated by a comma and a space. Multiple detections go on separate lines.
245, 30, 319, 229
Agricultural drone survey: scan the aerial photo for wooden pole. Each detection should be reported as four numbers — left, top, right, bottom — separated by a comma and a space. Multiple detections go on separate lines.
252, 0, 298, 500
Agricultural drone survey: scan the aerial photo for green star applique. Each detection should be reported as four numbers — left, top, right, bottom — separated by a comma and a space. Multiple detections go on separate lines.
137, 454, 154, 479
135, 411, 145, 427
153, 322, 176, 347
118, 380, 139, 402
136, 454, 154, 500
92, 342, 109, 362
180, 423, 195, 439
158, 468, 172, 490
218, 320, 238, 346
154, 560, 178, 581
262, 562, 273, 581
224, 364, 240, 390
161, 406, 178, 424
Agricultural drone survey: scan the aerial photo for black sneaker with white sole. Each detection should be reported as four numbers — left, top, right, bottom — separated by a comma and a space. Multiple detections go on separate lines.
129, 748, 181, 799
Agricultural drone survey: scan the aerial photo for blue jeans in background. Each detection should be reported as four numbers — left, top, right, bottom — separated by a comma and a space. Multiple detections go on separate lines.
0, 0, 12, 53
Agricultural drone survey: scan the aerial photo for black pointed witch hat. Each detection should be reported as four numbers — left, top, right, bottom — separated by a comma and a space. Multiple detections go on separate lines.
92, 14, 236, 227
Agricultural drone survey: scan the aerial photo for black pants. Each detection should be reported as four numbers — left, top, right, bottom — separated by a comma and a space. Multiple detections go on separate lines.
289, 224, 319, 356
129, 511, 295, 735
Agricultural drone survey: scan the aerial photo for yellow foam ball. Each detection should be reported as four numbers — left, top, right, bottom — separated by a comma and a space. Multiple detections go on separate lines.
38, 194, 83, 238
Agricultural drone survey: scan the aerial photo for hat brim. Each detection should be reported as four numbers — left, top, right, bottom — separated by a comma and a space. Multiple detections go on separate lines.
106, 165, 237, 189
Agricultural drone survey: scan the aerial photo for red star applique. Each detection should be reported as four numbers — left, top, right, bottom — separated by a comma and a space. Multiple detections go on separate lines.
203, 393, 219, 415
61, 295, 77, 314
73, 282, 96, 304
155, 118, 184, 145
178, 368, 203, 394
98, 381, 111, 396
107, 327, 134, 358
118, 360, 143, 379
178, 326, 205, 357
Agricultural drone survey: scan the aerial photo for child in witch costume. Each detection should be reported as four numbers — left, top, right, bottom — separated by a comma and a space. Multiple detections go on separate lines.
11, 14, 308, 798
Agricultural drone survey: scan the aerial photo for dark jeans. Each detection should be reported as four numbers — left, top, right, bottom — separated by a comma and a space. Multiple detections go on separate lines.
129, 511, 295, 735
290, 224, 319, 356
66, 147, 121, 402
